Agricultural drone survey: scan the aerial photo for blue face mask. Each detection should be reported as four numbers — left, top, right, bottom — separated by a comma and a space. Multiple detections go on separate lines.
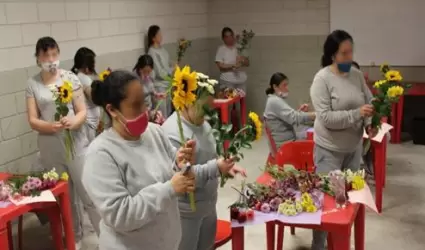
337, 62, 352, 73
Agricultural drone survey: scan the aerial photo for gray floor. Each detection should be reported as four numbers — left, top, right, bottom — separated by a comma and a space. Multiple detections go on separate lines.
11, 137, 425, 250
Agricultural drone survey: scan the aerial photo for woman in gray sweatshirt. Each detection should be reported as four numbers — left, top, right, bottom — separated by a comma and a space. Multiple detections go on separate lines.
82, 70, 196, 250
263, 72, 315, 151
147, 25, 173, 118
309, 30, 376, 250
162, 88, 246, 250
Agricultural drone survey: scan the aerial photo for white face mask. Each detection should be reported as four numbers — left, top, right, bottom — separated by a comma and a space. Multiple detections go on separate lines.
40, 60, 60, 73
277, 91, 289, 98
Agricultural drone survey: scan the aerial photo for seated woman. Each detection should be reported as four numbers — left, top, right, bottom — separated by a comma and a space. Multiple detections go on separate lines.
82, 70, 196, 250
263, 72, 315, 150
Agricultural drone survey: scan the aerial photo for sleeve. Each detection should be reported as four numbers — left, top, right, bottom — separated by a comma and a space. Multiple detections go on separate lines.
25, 80, 35, 98
361, 74, 374, 127
310, 75, 362, 130
82, 149, 176, 232
77, 73, 93, 88
270, 98, 311, 126
215, 46, 224, 63
148, 49, 170, 81
68, 72, 85, 105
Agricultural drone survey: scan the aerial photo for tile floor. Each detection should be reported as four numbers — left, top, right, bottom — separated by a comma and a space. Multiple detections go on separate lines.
11, 137, 425, 250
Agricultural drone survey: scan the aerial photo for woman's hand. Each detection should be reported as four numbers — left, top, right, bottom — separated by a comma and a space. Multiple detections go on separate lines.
228, 165, 247, 178
153, 111, 165, 124
298, 103, 309, 112
360, 104, 374, 117
59, 116, 75, 130
176, 140, 196, 168
217, 158, 235, 174
50, 122, 64, 133
170, 172, 195, 194
366, 125, 378, 139
154, 92, 167, 99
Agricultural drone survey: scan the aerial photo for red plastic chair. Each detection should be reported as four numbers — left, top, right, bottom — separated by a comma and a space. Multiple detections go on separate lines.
214, 220, 232, 249
275, 140, 315, 172
263, 118, 277, 165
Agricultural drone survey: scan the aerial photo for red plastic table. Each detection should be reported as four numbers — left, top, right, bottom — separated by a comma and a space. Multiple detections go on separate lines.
0, 173, 75, 250
231, 194, 365, 250
306, 131, 387, 213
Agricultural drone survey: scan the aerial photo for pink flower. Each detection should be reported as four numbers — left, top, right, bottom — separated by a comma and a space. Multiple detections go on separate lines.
261, 203, 271, 213
270, 197, 283, 211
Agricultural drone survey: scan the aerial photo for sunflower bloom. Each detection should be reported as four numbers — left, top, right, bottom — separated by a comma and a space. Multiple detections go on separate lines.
385, 70, 403, 82
99, 69, 111, 81
59, 81, 73, 103
351, 175, 365, 190
387, 86, 404, 99
373, 80, 387, 89
248, 112, 262, 141
172, 65, 198, 110
60, 172, 69, 181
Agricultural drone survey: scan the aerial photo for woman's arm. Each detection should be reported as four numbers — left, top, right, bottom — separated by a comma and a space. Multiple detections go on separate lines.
215, 47, 235, 72
310, 75, 362, 129
25, 84, 57, 134
82, 150, 176, 233
70, 85, 87, 130
361, 75, 373, 127
148, 49, 171, 80
269, 97, 313, 126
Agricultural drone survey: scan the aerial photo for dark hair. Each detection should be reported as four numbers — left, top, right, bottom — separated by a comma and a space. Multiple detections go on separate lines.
146, 25, 160, 53
221, 27, 234, 39
265, 72, 288, 95
321, 30, 353, 67
352, 61, 360, 70
71, 47, 96, 74
35, 36, 60, 57
91, 70, 139, 117
133, 54, 154, 75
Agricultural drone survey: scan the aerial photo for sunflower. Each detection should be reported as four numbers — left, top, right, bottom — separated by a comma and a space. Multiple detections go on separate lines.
172, 65, 198, 110
385, 70, 403, 82
248, 112, 262, 141
373, 80, 387, 89
59, 80, 73, 103
99, 69, 111, 81
387, 85, 404, 99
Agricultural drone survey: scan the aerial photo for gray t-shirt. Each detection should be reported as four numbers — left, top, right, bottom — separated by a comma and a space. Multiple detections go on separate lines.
310, 66, 373, 153
141, 76, 156, 110
148, 47, 172, 87
77, 72, 100, 129
82, 124, 181, 250
215, 44, 247, 83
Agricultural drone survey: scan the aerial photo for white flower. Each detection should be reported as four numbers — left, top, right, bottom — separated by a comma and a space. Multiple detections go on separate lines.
198, 81, 209, 88
207, 79, 218, 85
196, 72, 209, 79
206, 85, 215, 94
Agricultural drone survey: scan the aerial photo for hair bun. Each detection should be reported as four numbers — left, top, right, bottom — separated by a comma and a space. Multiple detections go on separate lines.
91, 80, 104, 106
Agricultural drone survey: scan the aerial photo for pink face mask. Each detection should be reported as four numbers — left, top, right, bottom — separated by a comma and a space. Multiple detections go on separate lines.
119, 111, 149, 137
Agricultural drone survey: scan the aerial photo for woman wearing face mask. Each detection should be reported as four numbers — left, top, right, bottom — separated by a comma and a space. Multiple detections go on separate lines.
82, 70, 197, 250
133, 54, 166, 124
26, 37, 98, 250
71, 47, 101, 142
162, 83, 246, 250
263, 72, 315, 150
147, 25, 173, 118
309, 30, 376, 250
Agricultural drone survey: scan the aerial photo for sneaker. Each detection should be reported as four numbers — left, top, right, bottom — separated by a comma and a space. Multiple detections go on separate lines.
75, 241, 83, 250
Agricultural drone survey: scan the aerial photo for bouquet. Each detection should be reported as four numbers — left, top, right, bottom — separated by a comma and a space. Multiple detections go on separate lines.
98, 68, 112, 81
96, 69, 112, 136
50, 80, 75, 161
176, 38, 192, 64
364, 64, 409, 153
205, 109, 262, 187
0, 169, 68, 201
236, 29, 255, 55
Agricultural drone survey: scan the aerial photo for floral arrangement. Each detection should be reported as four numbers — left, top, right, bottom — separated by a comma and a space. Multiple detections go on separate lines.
49, 80, 75, 161
205, 108, 262, 187
320, 169, 366, 194
0, 169, 68, 201
176, 38, 192, 63
96, 68, 112, 136
236, 29, 255, 55
98, 68, 112, 82
216, 88, 239, 99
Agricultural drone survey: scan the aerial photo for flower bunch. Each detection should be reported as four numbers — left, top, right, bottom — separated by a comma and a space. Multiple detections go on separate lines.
321, 169, 366, 195
176, 38, 192, 63
278, 199, 303, 216
50, 79, 75, 161
196, 72, 217, 95
236, 29, 255, 55
98, 68, 112, 81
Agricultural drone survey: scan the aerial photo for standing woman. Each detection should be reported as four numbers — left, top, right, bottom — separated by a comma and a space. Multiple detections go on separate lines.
25, 37, 99, 249
146, 25, 173, 118
71, 47, 100, 142
309, 30, 376, 250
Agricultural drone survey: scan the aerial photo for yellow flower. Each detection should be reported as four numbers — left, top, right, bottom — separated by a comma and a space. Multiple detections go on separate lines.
172, 65, 198, 110
351, 175, 365, 190
387, 86, 404, 99
306, 204, 317, 213
99, 69, 111, 81
373, 80, 387, 89
59, 81, 73, 103
60, 172, 69, 181
385, 70, 403, 82
248, 112, 262, 141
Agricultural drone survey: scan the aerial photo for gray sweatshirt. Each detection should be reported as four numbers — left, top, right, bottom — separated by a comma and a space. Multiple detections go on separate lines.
82, 124, 181, 250
161, 112, 220, 215
310, 66, 373, 153
148, 47, 172, 87
264, 94, 312, 149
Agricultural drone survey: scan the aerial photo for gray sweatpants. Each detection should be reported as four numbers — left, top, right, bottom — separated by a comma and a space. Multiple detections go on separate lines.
311, 143, 362, 250
179, 208, 217, 250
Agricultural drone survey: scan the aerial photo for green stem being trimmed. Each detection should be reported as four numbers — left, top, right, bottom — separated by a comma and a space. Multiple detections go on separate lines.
176, 111, 196, 212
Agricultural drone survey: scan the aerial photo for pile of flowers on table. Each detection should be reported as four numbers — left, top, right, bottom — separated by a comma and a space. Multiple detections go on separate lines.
0, 168, 68, 202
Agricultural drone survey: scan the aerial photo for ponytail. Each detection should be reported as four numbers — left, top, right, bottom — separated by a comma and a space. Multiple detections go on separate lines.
321, 55, 333, 67
71, 66, 78, 74
265, 87, 274, 95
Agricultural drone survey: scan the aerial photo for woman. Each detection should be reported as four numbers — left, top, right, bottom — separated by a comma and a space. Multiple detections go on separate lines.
133, 54, 166, 124
162, 83, 246, 250
82, 70, 196, 250
146, 25, 173, 117
309, 30, 376, 250
263, 72, 315, 150
71, 47, 100, 142
25, 37, 99, 249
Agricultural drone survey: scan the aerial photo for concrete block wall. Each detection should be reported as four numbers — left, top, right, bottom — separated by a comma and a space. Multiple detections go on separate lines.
0, 0, 209, 172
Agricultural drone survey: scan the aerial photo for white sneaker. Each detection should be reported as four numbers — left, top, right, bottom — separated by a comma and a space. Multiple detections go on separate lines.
75, 241, 83, 250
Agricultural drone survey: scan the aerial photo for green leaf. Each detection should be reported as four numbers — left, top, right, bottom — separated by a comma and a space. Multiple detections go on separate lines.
241, 142, 252, 149
54, 113, 60, 121
221, 124, 233, 133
